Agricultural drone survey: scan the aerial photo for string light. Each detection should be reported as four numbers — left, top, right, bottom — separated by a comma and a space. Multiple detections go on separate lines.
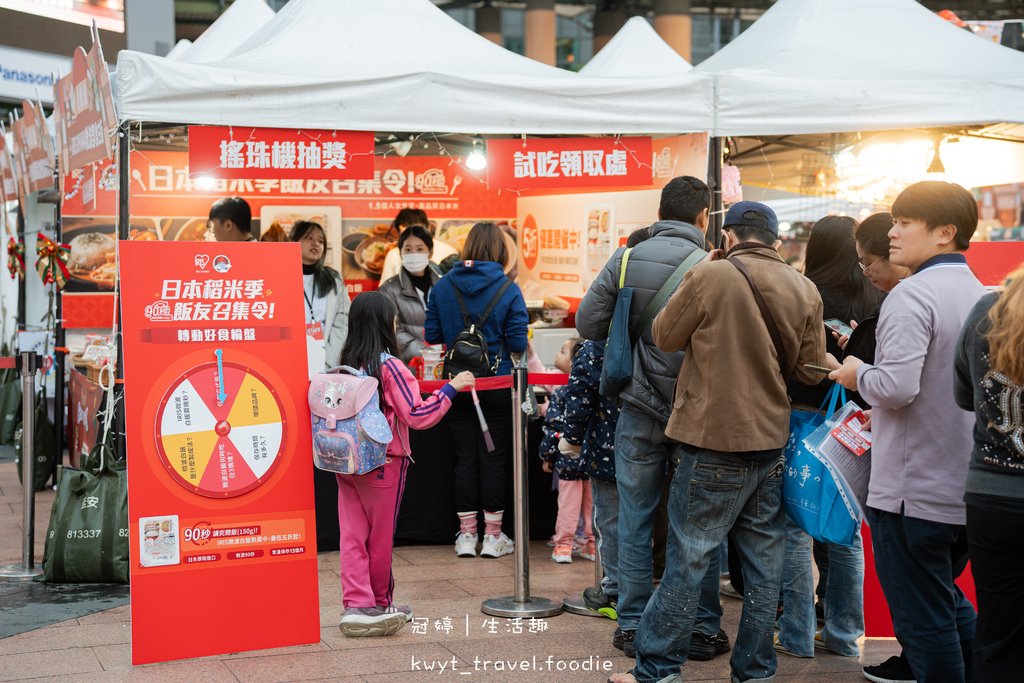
466, 137, 487, 170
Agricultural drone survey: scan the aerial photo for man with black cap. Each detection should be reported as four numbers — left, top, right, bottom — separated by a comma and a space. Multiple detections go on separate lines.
609, 201, 827, 683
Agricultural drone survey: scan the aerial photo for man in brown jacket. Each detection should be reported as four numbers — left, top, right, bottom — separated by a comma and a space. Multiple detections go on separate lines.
610, 202, 826, 683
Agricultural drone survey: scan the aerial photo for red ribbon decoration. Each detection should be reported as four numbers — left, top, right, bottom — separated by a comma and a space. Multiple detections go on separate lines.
6, 238, 24, 280
35, 235, 71, 289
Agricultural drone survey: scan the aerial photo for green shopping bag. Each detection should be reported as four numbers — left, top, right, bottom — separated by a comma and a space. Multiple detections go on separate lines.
43, 432, 128, 583
0, 352, 20, 445
14, 391, 56, 491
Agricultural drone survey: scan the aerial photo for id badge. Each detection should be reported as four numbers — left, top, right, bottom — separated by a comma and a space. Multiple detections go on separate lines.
306, 324, 326, 378
306, 323, 325, 341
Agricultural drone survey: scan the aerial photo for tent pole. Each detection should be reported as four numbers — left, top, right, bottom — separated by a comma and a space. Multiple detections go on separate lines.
52, 164, 65, 485
114, 121, 130, 462
16, 206, 25, 333
708, 136, 724, 249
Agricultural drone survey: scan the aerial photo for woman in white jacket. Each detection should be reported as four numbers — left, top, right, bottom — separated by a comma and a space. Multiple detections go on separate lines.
290, 220, 351, 369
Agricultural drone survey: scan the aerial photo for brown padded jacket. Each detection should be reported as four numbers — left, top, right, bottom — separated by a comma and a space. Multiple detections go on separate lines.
652, 244, 827, 453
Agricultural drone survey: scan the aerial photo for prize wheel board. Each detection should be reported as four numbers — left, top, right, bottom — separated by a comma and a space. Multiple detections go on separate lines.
155, 361, 287, 497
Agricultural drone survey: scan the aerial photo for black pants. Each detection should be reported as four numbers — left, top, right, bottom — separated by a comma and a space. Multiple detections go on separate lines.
967, 502, 1024, 683
868, 507, 976, 683
449, 389, 513, 514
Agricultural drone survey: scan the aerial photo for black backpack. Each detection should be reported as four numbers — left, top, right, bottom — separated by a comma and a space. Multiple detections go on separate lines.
442, 279, 512, 378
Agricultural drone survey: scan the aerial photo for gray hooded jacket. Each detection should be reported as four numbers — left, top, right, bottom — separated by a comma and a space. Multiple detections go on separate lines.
575, 220, 706, 421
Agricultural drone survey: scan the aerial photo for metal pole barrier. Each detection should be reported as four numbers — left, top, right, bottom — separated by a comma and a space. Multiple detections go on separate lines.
0, 351, 44, 580
481, 359, 562, 618
53, 164, 66, 486
114, 120, 130, 462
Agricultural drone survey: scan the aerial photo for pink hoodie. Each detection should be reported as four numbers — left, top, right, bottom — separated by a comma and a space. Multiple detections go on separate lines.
378, 355, 457, 457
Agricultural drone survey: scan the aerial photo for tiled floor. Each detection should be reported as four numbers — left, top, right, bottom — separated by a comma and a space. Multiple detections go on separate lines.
0, 458, 898, 682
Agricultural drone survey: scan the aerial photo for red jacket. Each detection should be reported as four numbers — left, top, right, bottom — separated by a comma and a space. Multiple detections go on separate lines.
379, 356, 456, 457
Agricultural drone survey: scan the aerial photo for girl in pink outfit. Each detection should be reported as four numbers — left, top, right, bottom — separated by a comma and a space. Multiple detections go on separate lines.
336, 292, 474, 637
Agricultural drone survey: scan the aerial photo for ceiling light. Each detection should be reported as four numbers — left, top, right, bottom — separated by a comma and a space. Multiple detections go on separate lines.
466, 136, 487, 171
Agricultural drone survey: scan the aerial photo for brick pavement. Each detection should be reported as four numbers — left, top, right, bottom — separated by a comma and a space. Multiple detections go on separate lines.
0, 458, 898, 682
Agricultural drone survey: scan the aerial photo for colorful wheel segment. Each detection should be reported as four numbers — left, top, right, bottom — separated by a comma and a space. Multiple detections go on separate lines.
155, 362, 286, 498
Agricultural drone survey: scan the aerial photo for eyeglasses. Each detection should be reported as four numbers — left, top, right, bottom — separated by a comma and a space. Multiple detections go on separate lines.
859, 256, 886, 274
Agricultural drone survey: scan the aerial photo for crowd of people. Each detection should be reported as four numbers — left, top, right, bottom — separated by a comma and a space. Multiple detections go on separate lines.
202, 176, 1024, 682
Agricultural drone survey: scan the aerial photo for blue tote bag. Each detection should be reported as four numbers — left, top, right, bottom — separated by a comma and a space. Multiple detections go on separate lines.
600, 249, 635, 398
782, 383, 862, 547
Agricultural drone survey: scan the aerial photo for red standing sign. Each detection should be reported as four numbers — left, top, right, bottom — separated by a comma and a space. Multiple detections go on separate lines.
487, 136, 652, 190
189, 126, 375, 181
120, 241, 319, 664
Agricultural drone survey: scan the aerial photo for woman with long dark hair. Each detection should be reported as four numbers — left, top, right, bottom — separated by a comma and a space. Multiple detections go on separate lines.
425, 222, 529, 559
290, 220, 350, 370
335, 292, 473, 637
955, 264, 1024, 681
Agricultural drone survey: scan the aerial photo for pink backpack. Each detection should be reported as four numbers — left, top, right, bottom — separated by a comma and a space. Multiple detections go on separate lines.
308, 366, 393, 475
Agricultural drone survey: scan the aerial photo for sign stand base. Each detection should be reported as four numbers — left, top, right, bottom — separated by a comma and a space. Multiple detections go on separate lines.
481, 596, 563, 619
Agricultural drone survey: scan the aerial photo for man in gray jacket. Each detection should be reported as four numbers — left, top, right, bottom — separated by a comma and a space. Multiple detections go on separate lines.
576, 176, 725, 660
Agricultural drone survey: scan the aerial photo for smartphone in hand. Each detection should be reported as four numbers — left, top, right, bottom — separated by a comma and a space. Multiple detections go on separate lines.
824, 318, 855, 337
803, 364, 833, 374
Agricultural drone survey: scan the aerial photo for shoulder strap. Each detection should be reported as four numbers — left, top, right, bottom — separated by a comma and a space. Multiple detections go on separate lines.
728, 256, 789, 377
618, 248, 632, 289
475, 279, 513, 328
450, 284, 473, 326
631, 247, 707, 344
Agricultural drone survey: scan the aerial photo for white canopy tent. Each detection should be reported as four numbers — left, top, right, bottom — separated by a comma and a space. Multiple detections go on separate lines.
164, 40, 192, 60
581, 17, 692, 77
114, 0, 712, 134
173, 0, 275, 64
697, 0, 1024, 137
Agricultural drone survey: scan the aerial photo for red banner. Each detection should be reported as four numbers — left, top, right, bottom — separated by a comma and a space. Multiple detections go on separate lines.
487, 136, 652, 191
120, 241, 319, 664
0, 134, 17, 209
54, 40, 116, 178
68, 368, 103, 467
189, 126, 375, 180
12, 99, 55, 201
964, 241, 1024, 287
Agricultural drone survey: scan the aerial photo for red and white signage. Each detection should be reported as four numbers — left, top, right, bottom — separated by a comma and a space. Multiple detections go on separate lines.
0, 134, 17, 209
188, 126, 375, 181
54, 38, 116, 178
487, 137, 653, 190
12, 99, 55, 200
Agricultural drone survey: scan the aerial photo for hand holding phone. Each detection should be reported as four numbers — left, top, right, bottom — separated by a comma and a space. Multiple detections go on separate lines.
803, 364, 833, 374
824, 318, 855, 338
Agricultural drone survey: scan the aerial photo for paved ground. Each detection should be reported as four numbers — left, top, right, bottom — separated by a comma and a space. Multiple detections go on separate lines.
0, 457, 898, 682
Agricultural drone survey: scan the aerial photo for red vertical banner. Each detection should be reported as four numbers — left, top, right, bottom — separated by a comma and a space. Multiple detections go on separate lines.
119, 241, 319, 665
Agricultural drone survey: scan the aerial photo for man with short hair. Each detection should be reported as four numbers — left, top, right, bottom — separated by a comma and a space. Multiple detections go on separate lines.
831, 181, 984, 683
208, 196, 254, 242
610, 201, 826, 683
577, 176, 728, 663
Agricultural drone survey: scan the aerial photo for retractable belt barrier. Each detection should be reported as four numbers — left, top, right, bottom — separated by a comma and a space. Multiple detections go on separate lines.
417, 372, 569, 393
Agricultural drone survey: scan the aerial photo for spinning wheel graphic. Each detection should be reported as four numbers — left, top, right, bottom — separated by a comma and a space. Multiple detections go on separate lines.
155, 361, 286, 498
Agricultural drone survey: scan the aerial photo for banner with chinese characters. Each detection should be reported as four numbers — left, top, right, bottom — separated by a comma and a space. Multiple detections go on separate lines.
0, 133, 17, 219
188, 126, 375, 181
53, 38, 116, 178
515, 134, 709, 308
12, 99, 55, 201
60, 150, 515, 308
68, 368, 103, 467
487, 136, 652, 191
120, 240, 319, 665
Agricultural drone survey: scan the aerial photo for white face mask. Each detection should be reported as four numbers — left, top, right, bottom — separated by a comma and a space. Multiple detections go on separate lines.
402, 253, 430, 273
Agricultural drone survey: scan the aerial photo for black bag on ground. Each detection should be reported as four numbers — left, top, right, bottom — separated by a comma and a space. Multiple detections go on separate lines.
442, 280, 512, 378
0, 344, 20, 445
15, 391, 55, 491
43, 431, 128, 583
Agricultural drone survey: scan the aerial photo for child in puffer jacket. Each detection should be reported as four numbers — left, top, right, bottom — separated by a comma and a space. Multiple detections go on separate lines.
562, 340, 620, 618
539, 337, 594, 564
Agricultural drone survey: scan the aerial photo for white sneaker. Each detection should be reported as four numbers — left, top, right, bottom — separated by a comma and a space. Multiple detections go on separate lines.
455, 532, 478, 558
552, 544, 573, 563
480, 532, 514, 558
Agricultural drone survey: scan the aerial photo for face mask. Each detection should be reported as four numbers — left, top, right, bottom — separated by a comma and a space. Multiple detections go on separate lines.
402, 253, 430, 273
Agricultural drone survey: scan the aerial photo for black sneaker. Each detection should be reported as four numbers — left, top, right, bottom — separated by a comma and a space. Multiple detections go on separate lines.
689, 629, 731, 661
863, 654, 916, 683
612, 627, 636, 657
582, 587, 618, 620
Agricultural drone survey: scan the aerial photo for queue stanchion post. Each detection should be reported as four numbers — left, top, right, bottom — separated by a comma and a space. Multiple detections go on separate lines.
481, 359, 562, 619
0, 351, 44, 581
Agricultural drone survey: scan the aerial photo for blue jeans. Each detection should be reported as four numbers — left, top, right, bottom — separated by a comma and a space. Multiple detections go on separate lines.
777, 517, 815, 656
868, 507, 976, 683
777, 523, 864, 657
614, 409, 721, 635
591, 478, 620, 598
633, 444, 786, 683
820, 533, 864, 656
